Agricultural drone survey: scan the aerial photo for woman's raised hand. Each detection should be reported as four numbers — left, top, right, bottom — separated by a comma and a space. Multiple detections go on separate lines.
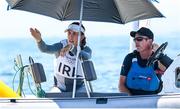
30, 28, 42, 42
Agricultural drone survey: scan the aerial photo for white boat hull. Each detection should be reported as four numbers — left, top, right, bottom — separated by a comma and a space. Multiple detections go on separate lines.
1, 93, 180, 108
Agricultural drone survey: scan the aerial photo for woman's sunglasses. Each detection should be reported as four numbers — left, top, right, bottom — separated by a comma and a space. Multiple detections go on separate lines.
133, 37, 148, 42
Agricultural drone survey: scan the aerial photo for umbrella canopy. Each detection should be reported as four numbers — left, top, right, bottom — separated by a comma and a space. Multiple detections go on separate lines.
6, 0, 163, 24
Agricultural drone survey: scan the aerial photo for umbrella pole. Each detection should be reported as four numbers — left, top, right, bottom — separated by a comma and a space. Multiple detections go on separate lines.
72, 0, 90, 98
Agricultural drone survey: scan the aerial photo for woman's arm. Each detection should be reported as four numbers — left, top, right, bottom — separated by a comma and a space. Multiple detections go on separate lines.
70, 46, 92, 60
37, 40, 63, 54
79, 46, 92, 60
30, 28, 64, 56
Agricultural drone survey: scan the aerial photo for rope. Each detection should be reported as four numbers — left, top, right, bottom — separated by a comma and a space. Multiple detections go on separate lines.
12, 56, 37, 97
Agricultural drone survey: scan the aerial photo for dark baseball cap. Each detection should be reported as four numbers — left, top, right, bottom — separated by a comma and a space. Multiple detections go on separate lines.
130, 27, 154, 40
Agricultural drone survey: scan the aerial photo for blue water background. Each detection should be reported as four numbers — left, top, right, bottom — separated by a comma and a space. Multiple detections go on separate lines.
0, 35, 180, 95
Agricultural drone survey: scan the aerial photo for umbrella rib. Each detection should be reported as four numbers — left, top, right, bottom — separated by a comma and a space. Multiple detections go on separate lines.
113, 0, 124, 24
6, 0, 22, 8
62, 0, 71, 20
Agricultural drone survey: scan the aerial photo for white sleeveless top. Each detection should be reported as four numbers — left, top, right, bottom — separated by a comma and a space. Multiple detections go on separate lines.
54, 39, 83, 91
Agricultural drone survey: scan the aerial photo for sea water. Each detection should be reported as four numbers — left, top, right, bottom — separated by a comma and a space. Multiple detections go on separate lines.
0, 35, 180, 95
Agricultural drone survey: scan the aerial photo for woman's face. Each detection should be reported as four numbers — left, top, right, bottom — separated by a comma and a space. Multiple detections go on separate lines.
67, 30, 84, 46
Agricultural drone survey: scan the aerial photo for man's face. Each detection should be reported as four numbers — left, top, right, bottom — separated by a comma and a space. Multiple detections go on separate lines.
134, 33, 152, 52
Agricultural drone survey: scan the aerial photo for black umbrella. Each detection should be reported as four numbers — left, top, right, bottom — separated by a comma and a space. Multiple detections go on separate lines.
6, 0, 163, 24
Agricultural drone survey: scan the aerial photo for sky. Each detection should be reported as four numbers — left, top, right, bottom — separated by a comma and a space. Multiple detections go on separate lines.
0, 0, 180, 39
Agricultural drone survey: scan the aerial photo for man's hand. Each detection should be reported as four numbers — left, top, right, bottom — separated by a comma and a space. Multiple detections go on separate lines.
30, 28, 42, 42
152, 43, 159, 52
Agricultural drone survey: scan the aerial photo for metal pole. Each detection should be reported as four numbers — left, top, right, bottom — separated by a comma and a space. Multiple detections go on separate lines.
72, 0, 84, 98
130, 21, 139, 52
16, 54, 24, 96
80, 60, 91, 98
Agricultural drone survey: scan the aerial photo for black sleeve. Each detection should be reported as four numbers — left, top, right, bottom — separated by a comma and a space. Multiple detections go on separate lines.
120, 53, 134, 76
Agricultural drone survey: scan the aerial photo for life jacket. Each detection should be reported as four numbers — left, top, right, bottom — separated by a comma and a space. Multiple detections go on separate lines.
126, 58, 160, 92
54, 39, 83, 91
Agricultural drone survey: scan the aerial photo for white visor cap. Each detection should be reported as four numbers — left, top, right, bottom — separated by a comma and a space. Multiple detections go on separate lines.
65, 24, 85, 34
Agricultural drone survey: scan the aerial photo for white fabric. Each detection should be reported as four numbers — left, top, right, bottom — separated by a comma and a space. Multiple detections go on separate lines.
54, 40, 83, 90
50, 87, 61, 93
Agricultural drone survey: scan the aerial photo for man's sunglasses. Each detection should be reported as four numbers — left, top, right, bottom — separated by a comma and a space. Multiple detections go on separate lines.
133, 37, 148, 42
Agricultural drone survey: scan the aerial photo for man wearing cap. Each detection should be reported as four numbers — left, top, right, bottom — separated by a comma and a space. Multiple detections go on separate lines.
118, 27, 170, 95
30, 22, 92, 92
